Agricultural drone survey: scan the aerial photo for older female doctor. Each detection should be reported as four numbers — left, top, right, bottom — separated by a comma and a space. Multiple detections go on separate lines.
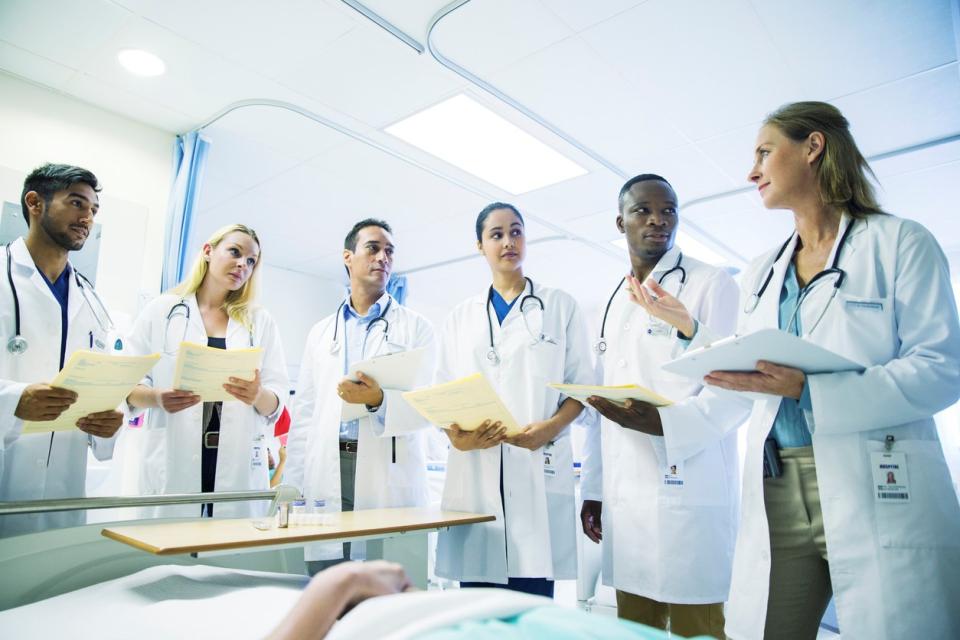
635, 102, 960, 639
126, 224, 288, 518
435, 203, 594, 597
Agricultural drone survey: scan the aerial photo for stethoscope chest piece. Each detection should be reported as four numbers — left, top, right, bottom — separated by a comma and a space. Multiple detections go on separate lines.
7, 335, 27, 354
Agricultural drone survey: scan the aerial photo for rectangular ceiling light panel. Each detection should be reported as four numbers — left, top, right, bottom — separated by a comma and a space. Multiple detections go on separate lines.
385, 94, 587, 194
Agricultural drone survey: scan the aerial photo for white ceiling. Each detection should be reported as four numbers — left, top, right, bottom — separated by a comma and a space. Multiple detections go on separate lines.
2, 0, 959, 317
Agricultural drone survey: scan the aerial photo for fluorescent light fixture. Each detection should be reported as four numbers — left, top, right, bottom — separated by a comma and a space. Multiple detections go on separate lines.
612, 230, 727, 265
385, 94, 587, 194
117, 49, 166, 77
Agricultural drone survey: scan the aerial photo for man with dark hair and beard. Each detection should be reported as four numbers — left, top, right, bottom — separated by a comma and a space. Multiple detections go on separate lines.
0, 163, 123, 537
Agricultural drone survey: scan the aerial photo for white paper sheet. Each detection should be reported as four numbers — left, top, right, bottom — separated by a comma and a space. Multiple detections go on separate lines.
22, 351, 161, 434
340, 348, 427, 422
662, 328, 864, 380
172, 341, 264, 402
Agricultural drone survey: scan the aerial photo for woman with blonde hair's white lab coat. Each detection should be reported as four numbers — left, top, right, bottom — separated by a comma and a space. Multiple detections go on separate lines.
125, 224, 288, 519
434, 203, 593, 597
634, 102, 960, 640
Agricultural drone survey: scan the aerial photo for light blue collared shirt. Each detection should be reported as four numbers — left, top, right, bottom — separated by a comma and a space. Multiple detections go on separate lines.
771, 261, 814, 448
339, 293, 388, 441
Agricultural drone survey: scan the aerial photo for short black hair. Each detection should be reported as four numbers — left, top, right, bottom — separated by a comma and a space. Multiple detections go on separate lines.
475, 202, 524, 241
21, 163, 101, 226
344, 218, 393, 252
617, 174, 673, 211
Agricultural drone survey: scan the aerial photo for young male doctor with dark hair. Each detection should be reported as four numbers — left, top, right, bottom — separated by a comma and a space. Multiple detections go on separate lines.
0, 163, 123, 537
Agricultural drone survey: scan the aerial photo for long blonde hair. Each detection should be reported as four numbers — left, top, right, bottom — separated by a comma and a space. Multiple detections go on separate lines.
765, 101, 886, 219
172, 224, 261, 331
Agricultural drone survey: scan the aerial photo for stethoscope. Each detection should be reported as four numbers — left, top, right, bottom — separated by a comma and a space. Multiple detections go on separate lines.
743, 220, 854, 335
5, 243, 118, 355
595, 252, 686, 355
485, 277, 555, 366
329, 296, 393, 356
163, 297, 256, 354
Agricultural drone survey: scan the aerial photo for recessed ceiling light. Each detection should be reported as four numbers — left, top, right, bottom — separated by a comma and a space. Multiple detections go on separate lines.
117, 49, 166, 77
612, 230, 727, 265
385, 94, 587, 195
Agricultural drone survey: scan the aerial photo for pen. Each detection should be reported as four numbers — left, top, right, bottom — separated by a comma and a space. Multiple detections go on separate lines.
88, 330, 93, 348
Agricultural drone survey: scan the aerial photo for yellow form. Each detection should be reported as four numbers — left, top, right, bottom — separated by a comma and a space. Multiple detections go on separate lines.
172, 342, 263, 402
22, 350, 161, 434
548, 383, 674, 407
402, 373, 522, 436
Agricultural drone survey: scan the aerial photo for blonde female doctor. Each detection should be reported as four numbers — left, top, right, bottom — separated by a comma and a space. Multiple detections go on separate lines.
635, 102, 960, 639
125, 224, 288, 518
435, 203, 593, 597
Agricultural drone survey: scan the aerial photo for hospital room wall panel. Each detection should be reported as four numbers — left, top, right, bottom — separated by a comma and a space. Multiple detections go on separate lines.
0, 72, 173, 303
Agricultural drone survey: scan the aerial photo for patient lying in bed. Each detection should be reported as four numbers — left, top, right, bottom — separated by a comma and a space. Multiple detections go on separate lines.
0, 563, 700, 639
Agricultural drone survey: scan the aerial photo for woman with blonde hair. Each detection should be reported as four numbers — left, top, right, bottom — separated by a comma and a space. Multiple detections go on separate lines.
126, 224, 288, 518
625, 101, 960, 638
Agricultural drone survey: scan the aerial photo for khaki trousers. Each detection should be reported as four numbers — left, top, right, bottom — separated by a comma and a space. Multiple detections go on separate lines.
762, 446, 832, 640
615, 590, 725, 639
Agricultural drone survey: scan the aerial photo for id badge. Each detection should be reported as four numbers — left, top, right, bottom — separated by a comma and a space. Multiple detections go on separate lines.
870, 451, 910, 503
663, 460, 685, 488
647, 319, 673, 337
251, 445, 264, 469
543, 450, 556, 477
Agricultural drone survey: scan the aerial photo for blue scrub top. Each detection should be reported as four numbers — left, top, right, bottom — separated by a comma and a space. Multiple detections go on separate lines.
38, 264, 70, 369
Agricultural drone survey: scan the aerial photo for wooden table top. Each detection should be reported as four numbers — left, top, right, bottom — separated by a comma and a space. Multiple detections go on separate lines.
101, 506, 494, 556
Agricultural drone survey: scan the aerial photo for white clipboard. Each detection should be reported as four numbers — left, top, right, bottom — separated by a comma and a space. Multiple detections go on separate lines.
340, 347, 427, 421
661, 329, 864, 380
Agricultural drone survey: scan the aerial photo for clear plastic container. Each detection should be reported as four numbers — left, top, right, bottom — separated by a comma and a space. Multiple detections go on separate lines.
290, 498, 307, 526
311, 498, 329, 526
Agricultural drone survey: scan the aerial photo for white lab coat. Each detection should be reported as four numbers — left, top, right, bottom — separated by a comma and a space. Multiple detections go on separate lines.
579, 247, 745, 603
285, 295, 436, 562
124, 292, 288, 519
435, 281, 594, 583
0, 238, 118, 536
685, 214, 960, 639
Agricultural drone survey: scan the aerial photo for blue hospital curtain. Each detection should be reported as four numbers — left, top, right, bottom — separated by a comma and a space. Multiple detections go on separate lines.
161, 131, 211, 291
387, 274, 408, 305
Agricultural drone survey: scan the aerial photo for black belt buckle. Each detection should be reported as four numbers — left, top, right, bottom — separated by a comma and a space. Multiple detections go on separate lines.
204, 431, 220, 449
339, 440, 358, 453
763, 436, 782, 478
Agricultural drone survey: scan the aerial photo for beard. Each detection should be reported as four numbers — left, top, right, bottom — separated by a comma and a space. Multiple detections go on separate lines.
40, 209, 86, 251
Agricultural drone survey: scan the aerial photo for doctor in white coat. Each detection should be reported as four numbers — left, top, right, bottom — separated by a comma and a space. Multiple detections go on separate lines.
435, 203, 593, 597
635, 102, 960, 640
580, 174, 742, 638
126, 224, 288, 519
285, 219, 435, 570
0, 164, 123, 536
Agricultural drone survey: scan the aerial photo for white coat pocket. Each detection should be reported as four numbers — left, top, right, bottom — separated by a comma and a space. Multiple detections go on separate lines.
866, 439, 960, 549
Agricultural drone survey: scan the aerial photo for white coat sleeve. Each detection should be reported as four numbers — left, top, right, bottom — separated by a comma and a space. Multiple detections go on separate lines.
284, 323, 322, 491
256, 311, 290, 425
576, 330, 605, 502
809, 223, 960, 434
0, 380, 28, 448
121, 299, 160, 420
658, 270, 753, 462
370, 316, 437, 438
562, 300, 595, 390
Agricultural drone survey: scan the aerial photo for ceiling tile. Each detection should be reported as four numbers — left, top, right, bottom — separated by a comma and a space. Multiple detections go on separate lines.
430, 0, 573, 77
207, 104, 348, 162
541, 0, 650, 32
0, 42, 77, 89
750, 0, 957, 98
513, 170, 623, 222
581, 0, 805, 141
60, 71, 195, 132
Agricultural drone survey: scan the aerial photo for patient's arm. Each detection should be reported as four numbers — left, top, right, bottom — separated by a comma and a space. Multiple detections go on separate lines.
268, 561, 412, 640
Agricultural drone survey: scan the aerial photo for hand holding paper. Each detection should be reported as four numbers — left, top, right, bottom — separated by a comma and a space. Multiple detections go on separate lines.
549, 383, 673, 407
172, 342, 264, 402
401, 373, 522, 436
340, 348, 427, 422
22, 351, 160, 435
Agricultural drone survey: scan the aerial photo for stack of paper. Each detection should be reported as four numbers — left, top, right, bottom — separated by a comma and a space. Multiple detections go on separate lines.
549, 383, 673, 407
23, 351, 161, 434
172, 342, 264, 402
402, 373, 522, 436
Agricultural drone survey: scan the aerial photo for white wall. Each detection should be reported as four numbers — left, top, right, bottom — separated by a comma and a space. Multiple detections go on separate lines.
256, 264, 344, 385
0, 72, 173, 323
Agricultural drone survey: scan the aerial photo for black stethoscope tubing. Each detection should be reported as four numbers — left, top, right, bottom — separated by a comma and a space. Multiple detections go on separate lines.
596, 252, 685, 354
331, 295, 393, 351
486, 276, 545, 364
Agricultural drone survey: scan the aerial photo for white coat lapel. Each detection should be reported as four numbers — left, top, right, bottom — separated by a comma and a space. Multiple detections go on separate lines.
757, 233, 798, 327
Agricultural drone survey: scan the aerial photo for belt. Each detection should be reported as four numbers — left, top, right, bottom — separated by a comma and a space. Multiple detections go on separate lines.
204, 431, 220, 449
339, 440, 358, 453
